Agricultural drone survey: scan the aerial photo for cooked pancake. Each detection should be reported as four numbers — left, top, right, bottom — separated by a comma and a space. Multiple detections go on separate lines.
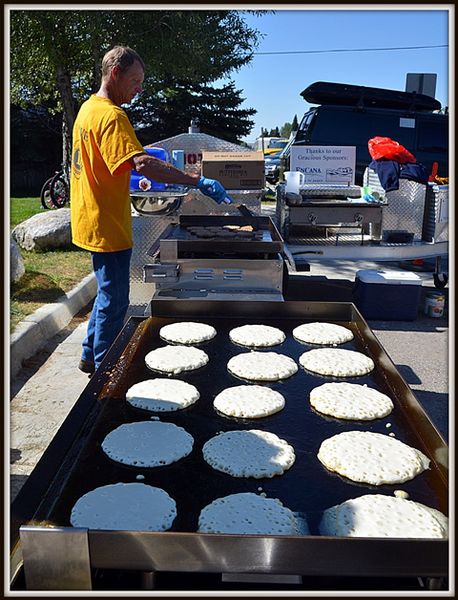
227, 351, 298, 381
229, 324, 286, 348
310, 382, 394, 420
159, 321, 216, 345
198, 492, 305, 535
293, 322, 354, 345
317, 431, 430, 485
145, 345, 209, 374
101, 421, 194, 467
203, 429, 295, 478
70, 483, 177, 531
213, 385, 285, 418
319, 494, 448, 538
299, 348, 374, 377
126, 378, 200, 412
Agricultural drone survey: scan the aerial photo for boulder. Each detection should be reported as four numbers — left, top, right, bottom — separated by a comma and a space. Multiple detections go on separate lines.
12, 208, 72, 251
10, 236, 25, 282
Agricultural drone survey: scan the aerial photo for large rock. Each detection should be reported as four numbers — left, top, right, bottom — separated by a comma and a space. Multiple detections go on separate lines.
10, 236, 25, 282
12, 208, 72, 251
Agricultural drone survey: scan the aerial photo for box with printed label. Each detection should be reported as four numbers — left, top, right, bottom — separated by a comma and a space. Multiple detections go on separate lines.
201, 151, 265, 190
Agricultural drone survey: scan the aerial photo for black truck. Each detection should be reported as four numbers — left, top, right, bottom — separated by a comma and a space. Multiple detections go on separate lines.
283, 81, 448, 185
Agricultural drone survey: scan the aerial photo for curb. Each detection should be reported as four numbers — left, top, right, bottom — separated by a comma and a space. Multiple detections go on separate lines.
10, 273, 97, 378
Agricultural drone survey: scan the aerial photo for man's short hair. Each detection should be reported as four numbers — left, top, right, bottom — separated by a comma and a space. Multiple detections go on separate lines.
101, 46, 145, 78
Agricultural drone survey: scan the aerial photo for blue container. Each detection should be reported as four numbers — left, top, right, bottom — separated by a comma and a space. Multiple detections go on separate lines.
130, 147, 169, 192
353, 270, 422, 321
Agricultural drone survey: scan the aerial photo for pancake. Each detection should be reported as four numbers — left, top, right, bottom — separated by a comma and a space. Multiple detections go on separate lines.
293, 322, 354, 345
213, 385, 285, 419
70, 483, 177, 531
145, 345, 208, 374
101, 421, 194, 467
317, 431, 430, 485
159, 321, 216, 345
126, 378, 200, 412
310, 382, 394, 420
203, 429, 295, 478
299, 348, 374, 377
319, 494, 448, 538
227, 351, 298, 381
229, 324, 286, 348
198, 492, 305, 535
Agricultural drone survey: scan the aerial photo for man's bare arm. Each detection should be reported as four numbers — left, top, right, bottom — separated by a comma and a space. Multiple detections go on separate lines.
130, 153, 200, 186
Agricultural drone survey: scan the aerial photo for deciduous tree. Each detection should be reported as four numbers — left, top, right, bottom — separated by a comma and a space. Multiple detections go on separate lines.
10, 9, 261, 175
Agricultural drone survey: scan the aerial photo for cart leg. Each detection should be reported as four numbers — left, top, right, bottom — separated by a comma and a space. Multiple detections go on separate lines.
425, 576, 447, 590
433, 256, 448, 289
141, 571, 156, 589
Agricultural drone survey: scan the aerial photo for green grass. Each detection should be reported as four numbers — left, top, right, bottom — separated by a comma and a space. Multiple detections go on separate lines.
10, 197, 47, 229
10, 197, 93, 332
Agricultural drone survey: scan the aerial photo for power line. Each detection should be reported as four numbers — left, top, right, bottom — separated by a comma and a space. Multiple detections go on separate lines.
254, 44, 447, 56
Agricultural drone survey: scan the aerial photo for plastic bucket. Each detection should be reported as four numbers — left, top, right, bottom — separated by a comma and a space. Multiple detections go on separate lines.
423, 292, 445, 318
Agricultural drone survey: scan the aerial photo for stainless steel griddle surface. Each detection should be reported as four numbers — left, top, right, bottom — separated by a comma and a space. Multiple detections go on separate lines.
33, 303, 447, 538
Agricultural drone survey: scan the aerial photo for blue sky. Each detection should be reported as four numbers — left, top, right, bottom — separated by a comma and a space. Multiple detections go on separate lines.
221, 8, 450, 143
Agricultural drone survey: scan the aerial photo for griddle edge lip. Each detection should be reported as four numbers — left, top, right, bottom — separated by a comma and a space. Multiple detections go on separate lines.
87, 530, 447, 577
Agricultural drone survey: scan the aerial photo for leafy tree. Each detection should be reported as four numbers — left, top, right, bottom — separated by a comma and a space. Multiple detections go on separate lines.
291, 113, 299, 131
10, 9, 262, 176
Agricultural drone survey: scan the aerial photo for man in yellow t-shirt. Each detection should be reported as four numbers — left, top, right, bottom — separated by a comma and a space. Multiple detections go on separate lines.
71, 45, 231, 375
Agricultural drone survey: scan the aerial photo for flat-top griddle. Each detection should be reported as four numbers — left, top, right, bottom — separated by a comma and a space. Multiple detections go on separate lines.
11, 301, 448, 589
147, 214, 284, 259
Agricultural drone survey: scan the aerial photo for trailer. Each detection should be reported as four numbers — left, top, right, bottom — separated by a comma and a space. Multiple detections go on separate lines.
275, 172, 449, 289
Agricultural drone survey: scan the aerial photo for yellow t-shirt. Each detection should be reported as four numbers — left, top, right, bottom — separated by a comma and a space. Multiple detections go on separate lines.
70, 95, 144, 252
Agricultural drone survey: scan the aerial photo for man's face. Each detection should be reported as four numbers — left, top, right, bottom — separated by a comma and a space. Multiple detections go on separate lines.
114, 60, 144, 105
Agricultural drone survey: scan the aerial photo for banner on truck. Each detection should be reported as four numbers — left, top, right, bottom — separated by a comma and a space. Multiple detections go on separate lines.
291, 145, 356, 184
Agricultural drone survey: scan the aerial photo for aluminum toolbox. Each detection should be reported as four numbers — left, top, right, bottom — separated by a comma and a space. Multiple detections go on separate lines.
363, 168, 427, 241
422, 184, 449, 243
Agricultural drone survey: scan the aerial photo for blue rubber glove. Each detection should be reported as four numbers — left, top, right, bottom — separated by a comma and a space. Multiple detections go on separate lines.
197, 176, 232, 204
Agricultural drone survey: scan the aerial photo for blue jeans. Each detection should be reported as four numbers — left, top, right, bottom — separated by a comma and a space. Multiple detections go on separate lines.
81, 248, 132, 369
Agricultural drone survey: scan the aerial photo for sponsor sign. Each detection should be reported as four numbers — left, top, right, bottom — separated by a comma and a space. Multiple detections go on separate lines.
291, 146, 356, 184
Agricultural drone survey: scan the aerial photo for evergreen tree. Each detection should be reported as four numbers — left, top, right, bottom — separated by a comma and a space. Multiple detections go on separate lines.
128, 80, 255, 144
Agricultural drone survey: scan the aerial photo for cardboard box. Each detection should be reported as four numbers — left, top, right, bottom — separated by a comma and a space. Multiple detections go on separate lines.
353, 270, 422, 321
201, 151, 265, 190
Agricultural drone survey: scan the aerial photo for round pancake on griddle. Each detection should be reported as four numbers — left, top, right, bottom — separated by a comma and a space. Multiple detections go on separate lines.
319, 494, 448, 538
310, 382, 393, 420
145, 345, 209, 374
198, 492, 305, 535
159, 322, 216, 345
293, 322, 354, 345
299, 348, 374, 377
70, 483, 177, 531
126, 378, 200, 412
317, 430, 430, 485
101, 421, 194, 467
227, 351, 298, 381
229, 324, 286, 348
213, 385, 285, 418
203, 429, 295, 478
